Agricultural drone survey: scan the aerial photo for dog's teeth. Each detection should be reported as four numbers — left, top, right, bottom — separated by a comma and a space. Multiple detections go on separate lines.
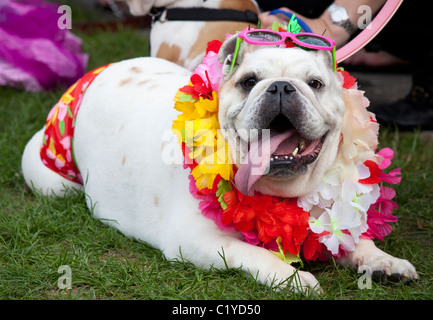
299, 139, 306, 151
289, 156, 293, 160
270, 157, 274, 162
274, 156, 279, 160
292, 147, 299, 157
284, 155, 289, 160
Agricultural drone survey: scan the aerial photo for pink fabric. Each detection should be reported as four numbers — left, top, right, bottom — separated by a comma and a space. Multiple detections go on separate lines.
336, 0, 403, 63
0, 0, 88, 91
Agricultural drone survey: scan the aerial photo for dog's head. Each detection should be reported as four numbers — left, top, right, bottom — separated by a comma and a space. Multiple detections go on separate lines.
126, 0, 177, 16
217, 35, 345, 197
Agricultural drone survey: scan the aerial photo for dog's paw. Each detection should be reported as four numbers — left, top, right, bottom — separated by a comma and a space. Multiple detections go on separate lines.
356, 250, 419, 285
275, 270, 323, 296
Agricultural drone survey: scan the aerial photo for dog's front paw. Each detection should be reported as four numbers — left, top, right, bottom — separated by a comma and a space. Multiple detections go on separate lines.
292, 270, 323, 295
273, 269, 323, 295
341, 239, 419, 285
358, 252, 419, 284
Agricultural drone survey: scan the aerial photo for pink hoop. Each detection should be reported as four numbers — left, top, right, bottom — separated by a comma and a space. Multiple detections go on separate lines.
335, 0, 403, 63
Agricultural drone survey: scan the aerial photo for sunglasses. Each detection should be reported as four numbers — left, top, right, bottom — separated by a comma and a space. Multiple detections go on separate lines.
230, 28, 337, 73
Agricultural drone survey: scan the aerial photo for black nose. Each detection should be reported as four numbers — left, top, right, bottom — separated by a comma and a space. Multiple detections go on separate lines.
266, 81, 296, 95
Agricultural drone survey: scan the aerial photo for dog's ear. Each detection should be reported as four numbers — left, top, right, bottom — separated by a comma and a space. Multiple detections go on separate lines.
218, 34, 244, 78
313, 50, 334, 72
126, 0, 154, 16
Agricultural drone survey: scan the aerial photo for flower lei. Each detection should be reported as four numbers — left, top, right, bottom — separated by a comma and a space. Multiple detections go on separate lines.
172, 37, 401, 265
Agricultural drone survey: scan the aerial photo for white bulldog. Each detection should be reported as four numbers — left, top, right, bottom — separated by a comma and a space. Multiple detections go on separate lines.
22, 36, 418, 294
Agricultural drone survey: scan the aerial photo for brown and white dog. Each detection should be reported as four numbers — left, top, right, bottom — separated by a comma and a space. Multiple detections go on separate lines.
126, 0, 259, 70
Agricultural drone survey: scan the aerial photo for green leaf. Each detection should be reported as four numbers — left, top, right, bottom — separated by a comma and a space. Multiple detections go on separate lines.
67, 105, 73, 118
287, 14, 302, 33
216, 179, 232, 210
59, 120, 65, 136
179, 93, 193, 102
271, 237, 304, 267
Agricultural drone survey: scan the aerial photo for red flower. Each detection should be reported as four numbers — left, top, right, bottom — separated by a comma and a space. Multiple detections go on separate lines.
222, 190, 310, 256
180, 73, 213, 100
206, 40, 222, 55
275, 27, 296, 48
359, 160, 381, 184
339, 69, 357, 89
302, 232, 324, 261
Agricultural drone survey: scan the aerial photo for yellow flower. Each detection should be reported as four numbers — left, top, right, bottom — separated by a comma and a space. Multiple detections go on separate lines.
173, 89, 234, 190
194, 91, 218, 116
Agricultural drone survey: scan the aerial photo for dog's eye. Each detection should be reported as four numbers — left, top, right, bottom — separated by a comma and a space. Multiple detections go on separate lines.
308, 79, 323, 89
242, 77, 258, 90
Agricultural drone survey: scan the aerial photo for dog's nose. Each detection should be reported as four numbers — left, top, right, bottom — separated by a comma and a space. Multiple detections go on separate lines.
266, 81, 296, 95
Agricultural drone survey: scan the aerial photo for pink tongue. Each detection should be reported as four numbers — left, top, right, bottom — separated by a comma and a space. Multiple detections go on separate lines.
234, 129, 296, 196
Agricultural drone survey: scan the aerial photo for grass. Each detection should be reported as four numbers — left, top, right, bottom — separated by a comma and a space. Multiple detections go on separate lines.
1, 10, 432, 301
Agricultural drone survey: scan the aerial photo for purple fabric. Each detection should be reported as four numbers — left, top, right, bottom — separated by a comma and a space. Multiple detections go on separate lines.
0, 0, 88, 91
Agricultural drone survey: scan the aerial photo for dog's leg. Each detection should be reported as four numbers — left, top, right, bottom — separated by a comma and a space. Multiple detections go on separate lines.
336, 238, 419, 284
21, 129, 83, 197
161, 214, 322, 295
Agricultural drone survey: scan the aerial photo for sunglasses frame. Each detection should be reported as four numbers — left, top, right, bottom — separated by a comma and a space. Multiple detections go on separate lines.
230, 28, 337, 73
239, 29, 335, 50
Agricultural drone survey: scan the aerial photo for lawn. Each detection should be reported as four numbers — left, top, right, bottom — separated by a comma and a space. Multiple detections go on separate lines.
1, 9, 432, 301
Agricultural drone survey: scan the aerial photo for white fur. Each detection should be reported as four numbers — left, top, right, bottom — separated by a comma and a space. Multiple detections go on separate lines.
218, 46, 345, 197
22, 52, 418, 294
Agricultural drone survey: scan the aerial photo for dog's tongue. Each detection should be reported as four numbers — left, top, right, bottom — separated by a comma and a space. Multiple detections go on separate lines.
234, 130, 296, 196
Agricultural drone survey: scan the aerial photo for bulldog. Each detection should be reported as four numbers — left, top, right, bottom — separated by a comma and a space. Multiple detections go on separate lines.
126, 0, 259, 70
22, 34, 418, 294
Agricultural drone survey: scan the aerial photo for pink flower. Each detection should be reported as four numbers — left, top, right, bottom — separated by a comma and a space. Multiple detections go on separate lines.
188, 175, 234, 233
364, 186, 398, 241
57, 101, 68, 121
192, 51, 223, 92
376, 148, 402, 184
60, 136, 71, 149
377, 147, 394, 169
378, 168, 401, 185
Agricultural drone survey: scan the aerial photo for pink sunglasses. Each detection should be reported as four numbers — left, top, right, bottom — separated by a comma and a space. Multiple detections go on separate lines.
232, 28, 337, 72
238, 28, 335, 50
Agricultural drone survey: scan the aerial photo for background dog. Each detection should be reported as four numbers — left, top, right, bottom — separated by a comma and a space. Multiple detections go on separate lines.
126, 0, 259, 70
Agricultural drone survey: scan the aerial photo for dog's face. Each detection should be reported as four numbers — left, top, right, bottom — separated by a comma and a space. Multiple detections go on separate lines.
217, 36, 345, 197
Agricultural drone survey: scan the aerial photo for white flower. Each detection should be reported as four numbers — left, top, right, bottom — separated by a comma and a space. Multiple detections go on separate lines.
297, 167, 340, 211
309, 201, 361, 254
305, 161, 381, 254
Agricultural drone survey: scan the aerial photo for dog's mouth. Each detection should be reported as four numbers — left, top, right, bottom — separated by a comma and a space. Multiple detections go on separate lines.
234, 113, 327, 196
267, 114, 326, 177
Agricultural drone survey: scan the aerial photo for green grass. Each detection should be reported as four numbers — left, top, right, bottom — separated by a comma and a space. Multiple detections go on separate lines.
1, 20, 432, 300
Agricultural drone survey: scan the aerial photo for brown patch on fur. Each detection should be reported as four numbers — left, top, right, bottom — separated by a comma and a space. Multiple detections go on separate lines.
121, 155, 126, 166
130, 66, 142, 73
156, 42, 185, 66
219, 0, 258, 12
154, 195, 160, 206
137, 79, 149, 86
187, 21, 257, 63
186, 0, 259, 64
119, 78, 132, 86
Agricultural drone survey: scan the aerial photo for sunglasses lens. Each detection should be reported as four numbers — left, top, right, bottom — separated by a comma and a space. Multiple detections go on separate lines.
245, 31, 282, 43
295, 34, 332, 48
